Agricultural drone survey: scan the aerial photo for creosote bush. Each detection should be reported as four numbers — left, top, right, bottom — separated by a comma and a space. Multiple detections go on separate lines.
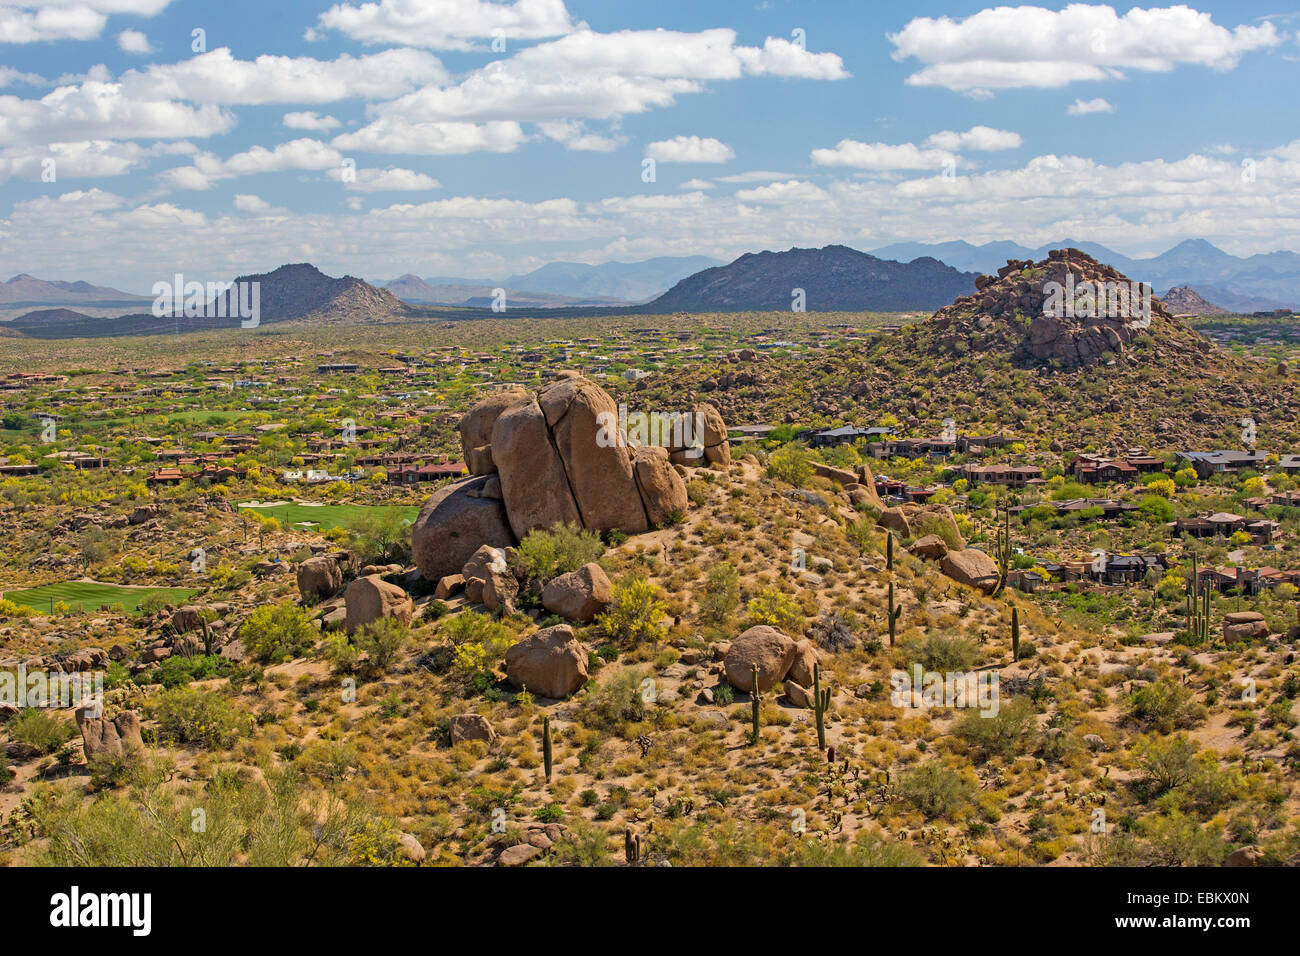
515, 522, 605, 583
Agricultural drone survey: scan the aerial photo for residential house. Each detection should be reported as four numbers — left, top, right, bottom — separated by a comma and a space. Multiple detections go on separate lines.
1176, 450, 1267, 479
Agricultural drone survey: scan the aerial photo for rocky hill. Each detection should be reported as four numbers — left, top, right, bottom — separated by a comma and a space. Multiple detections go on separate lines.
7, 264, 409, 338
648, 245, 978, 312
926, 249, 1208, 368
1159, 285, 1227, 316
213, 263, 407, 325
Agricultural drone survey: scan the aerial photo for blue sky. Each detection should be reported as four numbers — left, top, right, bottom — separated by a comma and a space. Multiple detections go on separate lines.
1, 0, 1298, 290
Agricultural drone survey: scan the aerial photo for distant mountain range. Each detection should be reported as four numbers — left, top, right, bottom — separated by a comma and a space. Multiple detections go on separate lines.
0, 273, 148, 306
869, 238, 1300, 308
380, 274, 627, 308
9, 264, 407, 338
648, 245, 978, 312
382, 255, 722, 306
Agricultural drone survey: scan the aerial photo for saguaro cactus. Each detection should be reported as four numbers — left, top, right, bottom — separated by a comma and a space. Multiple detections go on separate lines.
813, 662, 830, 751
993, 497, 1013, 597
542, 714, 553, 781
1011, 605, 1021, 662
887, 580, 902, 646
750, 663, 761, 745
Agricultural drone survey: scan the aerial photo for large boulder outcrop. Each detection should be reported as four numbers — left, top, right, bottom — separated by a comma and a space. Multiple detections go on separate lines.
505, 624, 589, 699
632, 446, 688, 527
415, 374, 724, 582
459, 386, 529, 475
1223, 611, 1267, 642
344, 574, 414, 634
539, 377, 649, 534
491, 397, 582, 538
541, 563, 613, 623
297, 555, 343, 601
412, 474, 515, 583
940, 549, 1001, 594
724, 626, 797, 693
75, 706, 143, 761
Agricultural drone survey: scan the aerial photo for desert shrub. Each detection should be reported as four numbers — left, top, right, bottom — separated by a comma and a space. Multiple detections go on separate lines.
911, 513, 962, 550
296, 740, 359, 782
153, 653, 225, 688
29, 764, 384, 866
745, 587, 804, 633
1126, 679, 1202, 733
6, 708, 76, 756
953, 696, 1037, 762
897, 761, 974, 820
789, 829, 925, 866
0, 598, 36, 619
766, 443, 813, 487
240, 603, 316, 663
598, 577, 667, 642
515, 523, 604, 583
148, 686, 250, 749
580, 667, 649, 731
441, 611, 514, 690
698, 562, 740, 624
323, 617, 407, 680
809, 612, 858, 652
137, 593, 169, 617
545, 820, 613, 866
347, 507, 412, 564
1133, 734, 1198, 798
901, 632, 979, 672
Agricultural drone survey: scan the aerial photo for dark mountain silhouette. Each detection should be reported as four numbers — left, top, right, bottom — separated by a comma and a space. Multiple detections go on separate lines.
8, 264, 408, 339
648, 245, 978, 312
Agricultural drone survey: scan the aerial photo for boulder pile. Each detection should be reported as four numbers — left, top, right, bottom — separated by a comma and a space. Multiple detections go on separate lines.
413, 373, 728, 582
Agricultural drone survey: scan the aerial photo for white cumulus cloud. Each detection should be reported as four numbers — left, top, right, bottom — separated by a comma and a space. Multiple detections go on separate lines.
889, 5, 1282, 95
646, 135, 734, 164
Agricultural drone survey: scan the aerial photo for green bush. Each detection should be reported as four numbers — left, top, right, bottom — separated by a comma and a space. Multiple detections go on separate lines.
953, 697, 1037, 762
766, 443, 813, 487
580, 667, 649, 732
515, 523, 604, 583
442, 611, 515, 690
7, 708, 76, 757
901, 632, 979, 672
323, 617, 407, 680
598, 577, 667, 643
698, 562, 740, 624
148, 686, 250, 749
1127, 679, 1202, 733
897, 761, 974, 820
745, 587, 803, 633
240, 603, 316, 663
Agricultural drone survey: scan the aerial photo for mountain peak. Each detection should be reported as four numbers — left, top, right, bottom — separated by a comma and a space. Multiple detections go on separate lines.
650, 244, 976, 312
925, 248, 1204, 368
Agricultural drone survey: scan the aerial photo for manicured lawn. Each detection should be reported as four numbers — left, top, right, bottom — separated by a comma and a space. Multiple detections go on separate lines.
237, 502, 417, 532
2, 581, 200, 614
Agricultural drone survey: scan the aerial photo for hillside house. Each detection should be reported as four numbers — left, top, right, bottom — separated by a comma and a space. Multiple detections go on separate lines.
1173, 512, 1281, 544
387, 462, 467, 485
955, 464, 1044, 488
1176, 450, 1267, 479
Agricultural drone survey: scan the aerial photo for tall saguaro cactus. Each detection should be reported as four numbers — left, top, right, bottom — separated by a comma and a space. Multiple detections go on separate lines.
542, 714, 553, 781
750, 663, 761, 746
887, 581, 902, 647
1011, 605, 1021, 662
812, 663, 830, 751
993, 497, 1013, 597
